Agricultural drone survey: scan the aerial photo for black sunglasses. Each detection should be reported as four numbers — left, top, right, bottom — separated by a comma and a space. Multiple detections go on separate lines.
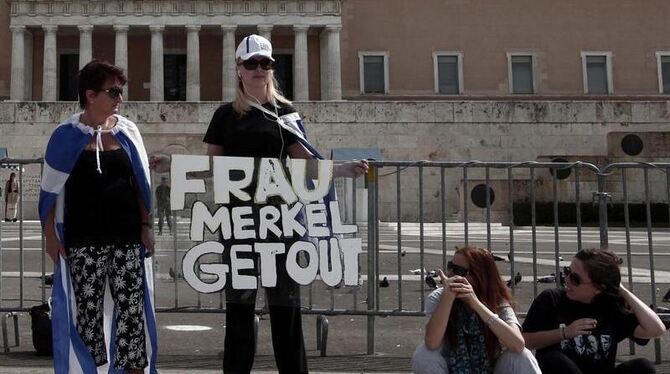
447, 261, 470, 277
100, 86, 123, 99
239, 58, 274, 71
563, 266, 592, 287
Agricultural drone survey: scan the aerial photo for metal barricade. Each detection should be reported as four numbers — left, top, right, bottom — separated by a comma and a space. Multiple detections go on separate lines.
1, 158, 669, 364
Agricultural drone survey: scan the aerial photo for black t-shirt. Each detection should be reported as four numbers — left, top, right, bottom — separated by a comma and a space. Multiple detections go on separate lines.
64, 149, 141, 248
522, 288, 647, 372
203, 102, 299, 159
203, 102, 301, 207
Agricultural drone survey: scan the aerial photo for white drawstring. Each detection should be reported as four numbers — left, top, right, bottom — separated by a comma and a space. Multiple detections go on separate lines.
94, 125, 113, 174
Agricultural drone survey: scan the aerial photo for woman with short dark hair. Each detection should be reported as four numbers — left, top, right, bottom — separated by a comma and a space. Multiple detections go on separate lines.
523, 248, 666, 374
40, 59, 158, 373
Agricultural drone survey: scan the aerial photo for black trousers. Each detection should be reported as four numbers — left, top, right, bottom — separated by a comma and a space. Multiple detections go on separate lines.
537, 349, 656, 374
222, 243, 308, 374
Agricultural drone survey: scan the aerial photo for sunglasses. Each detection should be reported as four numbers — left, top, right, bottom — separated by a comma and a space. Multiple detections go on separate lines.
447, 261, 470, 277
239, 58, 274, 71
563, 266, 592, 287
100, 86, 123, 99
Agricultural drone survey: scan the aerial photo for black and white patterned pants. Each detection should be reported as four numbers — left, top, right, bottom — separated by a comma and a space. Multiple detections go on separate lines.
67, 242, 147, 369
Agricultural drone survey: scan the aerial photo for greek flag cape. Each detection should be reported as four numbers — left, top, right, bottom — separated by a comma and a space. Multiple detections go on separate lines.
39, 113, 158, 374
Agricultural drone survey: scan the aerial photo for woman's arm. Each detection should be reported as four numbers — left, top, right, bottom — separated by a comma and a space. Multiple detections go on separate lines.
620, 284, 666, 339
424, 270, 458, 350
287, 143, 368, 178
523, 318, 598, 350
450, 278, 525, 353
138, 191, 155, 258
44, 208, 65, 262
207, 144, 224, 157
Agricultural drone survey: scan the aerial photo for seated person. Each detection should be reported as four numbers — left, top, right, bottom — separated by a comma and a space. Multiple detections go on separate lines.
412, 246, 541, 374
522, 248, 666, 374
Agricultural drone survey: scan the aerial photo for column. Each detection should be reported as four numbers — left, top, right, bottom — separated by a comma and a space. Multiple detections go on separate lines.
150, 25, 164, 101
293, 25, 309, 101
325, 25, 342, 100
257, 24, 273, 42
114, 25, 129, 98
9, 25, 26, 101
78, 25, 93, 68
186, 25, 201, 101
319, 28, 328, 100
222, 25, 237, 102
42, 25, 58, 101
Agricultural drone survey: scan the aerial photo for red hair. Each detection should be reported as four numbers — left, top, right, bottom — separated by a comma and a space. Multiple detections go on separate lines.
445, 246, 514, 359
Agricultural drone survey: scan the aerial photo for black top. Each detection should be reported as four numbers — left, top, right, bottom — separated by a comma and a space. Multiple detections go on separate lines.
203, 102, 299, 159
64, 149, 141, 248
522, 288, 646, 372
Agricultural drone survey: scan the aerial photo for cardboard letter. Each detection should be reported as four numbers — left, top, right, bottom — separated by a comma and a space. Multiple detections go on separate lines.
255, 158, 297, 204
289, 158, 333, 203
258, 205, 283, 240
190, 201, 232, 241
182, 241, 229, 293
213, 156, 254, 204
339, 238, 363, 286
318, 238, 343, 287
305, 203, 330, 237
171, 155, 209, 210
286, 241, 318, 285
230, 244, 257, 289
255, 242, 286, 287
232, 206, 256, 240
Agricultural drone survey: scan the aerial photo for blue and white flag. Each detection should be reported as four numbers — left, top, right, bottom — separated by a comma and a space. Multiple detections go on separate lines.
39, 113, 158, 374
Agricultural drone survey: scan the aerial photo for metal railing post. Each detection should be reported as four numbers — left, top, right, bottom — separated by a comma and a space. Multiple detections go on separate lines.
366, 163, 377, 355
596, 173, 609, 250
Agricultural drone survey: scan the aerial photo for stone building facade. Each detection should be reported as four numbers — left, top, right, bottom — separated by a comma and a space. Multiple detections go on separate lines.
2, 0, 670, 101
2, 1, 670, 221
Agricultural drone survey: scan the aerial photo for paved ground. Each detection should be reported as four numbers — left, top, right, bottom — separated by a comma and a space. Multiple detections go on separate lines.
2, 220, 670, 373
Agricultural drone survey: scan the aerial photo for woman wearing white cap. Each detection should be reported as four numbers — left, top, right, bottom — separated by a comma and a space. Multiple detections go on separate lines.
204, 34, 368, 374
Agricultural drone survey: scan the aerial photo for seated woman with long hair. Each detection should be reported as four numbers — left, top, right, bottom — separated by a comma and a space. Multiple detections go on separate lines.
412, 246, 541, 374
523, 248, 665, 374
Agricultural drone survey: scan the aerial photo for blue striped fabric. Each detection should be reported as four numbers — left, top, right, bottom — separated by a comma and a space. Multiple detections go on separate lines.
39, 113, 158, 374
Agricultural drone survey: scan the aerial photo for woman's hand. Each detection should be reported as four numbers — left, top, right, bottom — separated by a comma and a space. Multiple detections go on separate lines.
449, 276, 479, 307
436, 269, 457, 298
46, 229, 65, 262
565, 318, 597, 338
149, 153, 171, 173
141, 225, 155, 258
334, 160, 369, 178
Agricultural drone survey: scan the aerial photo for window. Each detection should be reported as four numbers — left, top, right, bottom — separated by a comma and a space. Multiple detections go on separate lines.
59, 54, 79, 101
164, 54, 186, 101
433, 52, 463, 94
656, 52, 670, 94
508, 54, 535, 94
358, 52, 389, 94
273, 54, 293, 100
581, 52, 613, 94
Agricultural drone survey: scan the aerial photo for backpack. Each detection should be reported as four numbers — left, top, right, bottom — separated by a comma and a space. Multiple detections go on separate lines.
29, 302, 53, 356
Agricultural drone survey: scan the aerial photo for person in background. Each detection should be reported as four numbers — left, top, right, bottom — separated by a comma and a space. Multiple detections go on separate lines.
523, 248, 666, 374
155, 176, 171, 235
4, 172, 19, 222
411, 246, 541, 374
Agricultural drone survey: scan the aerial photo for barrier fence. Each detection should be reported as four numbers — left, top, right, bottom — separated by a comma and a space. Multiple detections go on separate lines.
1, 158, 669, 363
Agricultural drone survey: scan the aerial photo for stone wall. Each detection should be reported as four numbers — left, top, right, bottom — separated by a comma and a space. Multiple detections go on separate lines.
1, 100, 670, 221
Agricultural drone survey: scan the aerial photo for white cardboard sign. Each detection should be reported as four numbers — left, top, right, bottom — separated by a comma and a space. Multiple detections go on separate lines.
171, 155, 362, 293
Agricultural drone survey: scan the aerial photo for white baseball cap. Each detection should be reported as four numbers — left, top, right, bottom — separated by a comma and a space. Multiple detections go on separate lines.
235, 34, 275, 62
